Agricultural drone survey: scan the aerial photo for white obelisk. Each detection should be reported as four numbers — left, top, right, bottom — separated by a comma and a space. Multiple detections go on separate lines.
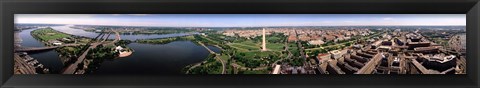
262, 28, 267, 51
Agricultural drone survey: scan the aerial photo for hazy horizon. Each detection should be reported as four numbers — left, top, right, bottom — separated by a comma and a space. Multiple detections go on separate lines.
15, 23, 467, 28
15, 14, 466, 27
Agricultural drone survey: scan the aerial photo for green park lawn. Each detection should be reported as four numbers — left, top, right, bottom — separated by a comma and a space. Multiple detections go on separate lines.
31, 28, 71, 41
266, 43, 284, 51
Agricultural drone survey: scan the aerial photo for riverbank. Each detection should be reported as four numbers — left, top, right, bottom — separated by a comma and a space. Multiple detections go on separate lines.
117, 46, 134, 58
72, 25, 195, 35
136, 34, 227, 74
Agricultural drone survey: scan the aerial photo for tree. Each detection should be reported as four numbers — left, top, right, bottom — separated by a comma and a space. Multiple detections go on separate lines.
345, 42, 352, 46
312, 50, 320, 56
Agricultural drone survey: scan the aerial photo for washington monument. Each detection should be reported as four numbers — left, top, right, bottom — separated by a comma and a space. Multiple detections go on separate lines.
262, 28, 267, 51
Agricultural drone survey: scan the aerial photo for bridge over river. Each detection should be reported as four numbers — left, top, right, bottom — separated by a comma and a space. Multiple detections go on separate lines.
62, 31, 121, 74
15, 44, 82, 52
15, 30, 122, 52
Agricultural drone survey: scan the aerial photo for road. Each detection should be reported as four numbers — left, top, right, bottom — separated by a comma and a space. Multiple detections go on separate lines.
295, 30, 307, 61
15, 44, 82, 52
61, 43, 101, 74
101, 33, 111, 42
105, 31, 121, 45
185, 61, 207, 74
274, 40, 293, 64
113, 31, 121, 42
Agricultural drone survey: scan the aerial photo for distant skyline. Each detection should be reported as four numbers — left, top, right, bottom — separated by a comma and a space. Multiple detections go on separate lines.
15, 14, 466, 27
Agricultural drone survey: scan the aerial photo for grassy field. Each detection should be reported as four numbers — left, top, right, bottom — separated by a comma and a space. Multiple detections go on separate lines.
219, 54, 230, 61
228, 40, 259, 51
266, 43, 284, 51
199, 35, 220, 44
188, 33, 288, 74
287, 43, 297, 50
228, 43, 259, 51
287, 43, 298, 52
227, 37, 286, 67
236, 41, 258, 46
31, 28, 71, 41
228, 39, 285, 52
244, 51, 280, 58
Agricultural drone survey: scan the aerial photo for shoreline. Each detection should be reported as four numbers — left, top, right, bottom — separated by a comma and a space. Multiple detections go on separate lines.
118, 49, 134, 58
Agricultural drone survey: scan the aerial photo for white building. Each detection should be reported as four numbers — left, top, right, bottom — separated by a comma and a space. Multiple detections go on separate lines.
329, 50, 343, 59
115, 46, 124, 52
272, 65, 281, 74
52, 42, 62, 46
308, 39, 325, 45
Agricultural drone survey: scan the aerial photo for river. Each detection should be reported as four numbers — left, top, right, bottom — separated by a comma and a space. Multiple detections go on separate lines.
50, 26, 197, 41
16, 28, 64, 73
16, 26, 221, 74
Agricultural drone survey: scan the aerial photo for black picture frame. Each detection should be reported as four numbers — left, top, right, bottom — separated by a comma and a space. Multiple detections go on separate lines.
1, 0, 479, 88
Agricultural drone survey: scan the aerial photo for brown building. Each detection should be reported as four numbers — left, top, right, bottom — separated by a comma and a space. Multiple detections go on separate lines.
288, 35, 298, 42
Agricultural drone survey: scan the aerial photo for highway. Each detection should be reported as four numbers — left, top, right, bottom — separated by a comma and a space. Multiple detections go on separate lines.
62, 31, 121, 74
61, 43, 101, 74
15, 44, 82, 52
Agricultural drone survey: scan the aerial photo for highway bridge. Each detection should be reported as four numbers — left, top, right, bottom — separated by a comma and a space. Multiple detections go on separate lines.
15, 44, 82, 52
62, 31, 121, 74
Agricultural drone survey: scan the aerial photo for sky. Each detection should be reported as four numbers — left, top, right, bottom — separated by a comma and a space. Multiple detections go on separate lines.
15, 14, 466, 27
